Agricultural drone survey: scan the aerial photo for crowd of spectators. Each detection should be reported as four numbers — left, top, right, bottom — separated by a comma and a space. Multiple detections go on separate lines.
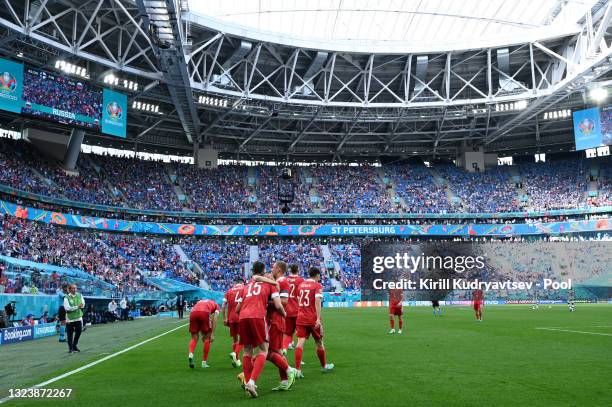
1, 138, 607, 215
175, 163, 252, 213
520, 159, 588, 210
385, 165, 452, 213
437, 165, 521, 213
92, 155, 182, 211
182, 240, 249, 292
311, 165, 400, 213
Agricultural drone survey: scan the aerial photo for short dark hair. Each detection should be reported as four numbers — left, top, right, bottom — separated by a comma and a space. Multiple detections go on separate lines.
234, 276, 244, 283
289, 264, 299, 275
252, 261, 265, 276
308, 267, 321, 278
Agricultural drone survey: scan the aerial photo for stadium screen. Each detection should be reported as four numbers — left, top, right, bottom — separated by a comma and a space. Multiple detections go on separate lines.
572, 106, 612, 150
0, 57, 127, 138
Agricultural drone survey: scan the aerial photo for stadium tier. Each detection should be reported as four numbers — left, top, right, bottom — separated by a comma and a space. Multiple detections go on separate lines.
1, 138, 611, 215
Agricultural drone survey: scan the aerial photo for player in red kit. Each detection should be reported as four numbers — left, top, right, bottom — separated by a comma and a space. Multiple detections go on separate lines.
388, 288, 404, 334
264, 261, 297, 391
282, 264, 304, 353
472, 289, 484, 322
295, 267, 334, 377
188, 299, 220, 369
235, 261, 286, 398
222, 277, 245, 368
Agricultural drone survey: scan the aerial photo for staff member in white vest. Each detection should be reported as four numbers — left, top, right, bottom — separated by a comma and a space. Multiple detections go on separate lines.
63, 284, 85, 353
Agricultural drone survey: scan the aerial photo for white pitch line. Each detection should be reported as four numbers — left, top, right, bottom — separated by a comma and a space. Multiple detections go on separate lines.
0, 323, 188, 404
535, 327, 612, 336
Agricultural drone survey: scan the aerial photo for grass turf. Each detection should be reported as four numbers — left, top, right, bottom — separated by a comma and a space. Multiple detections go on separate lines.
5, 305, 612, 406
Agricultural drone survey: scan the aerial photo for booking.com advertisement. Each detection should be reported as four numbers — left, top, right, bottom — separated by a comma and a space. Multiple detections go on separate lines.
360, 241, 612, 302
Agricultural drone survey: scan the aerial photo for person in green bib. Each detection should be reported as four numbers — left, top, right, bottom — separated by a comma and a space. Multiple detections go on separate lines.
63, 284, 85, 353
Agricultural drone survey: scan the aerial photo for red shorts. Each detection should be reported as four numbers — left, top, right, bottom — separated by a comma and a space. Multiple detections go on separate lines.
389, 305, 403, 316
268, 323, 284, 351
284, 316, 297, 336
189, 311, 211, 334
239, 318, 268, 346
229, 322, 240, 337
473, 302, 482, 311
296, 324, 323, 341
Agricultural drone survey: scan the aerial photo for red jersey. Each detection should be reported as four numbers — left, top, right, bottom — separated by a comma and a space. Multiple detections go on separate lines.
283, 274, 304, 317
223, 283, 244, 323
238, 279, 279, 320
267, 275, 289, 326
296, 279, 323, 326
192, 299, 220, 314
472, 289, 484, 303
389, 289, 403, 307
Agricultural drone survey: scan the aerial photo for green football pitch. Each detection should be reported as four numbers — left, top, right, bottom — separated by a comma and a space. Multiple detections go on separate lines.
2, 305, 611, 406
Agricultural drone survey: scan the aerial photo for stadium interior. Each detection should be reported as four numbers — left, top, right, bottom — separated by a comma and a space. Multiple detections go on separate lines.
0, 1, 611, 405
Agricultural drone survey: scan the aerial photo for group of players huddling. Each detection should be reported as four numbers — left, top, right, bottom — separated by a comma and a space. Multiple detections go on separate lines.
187, 261, 333, 398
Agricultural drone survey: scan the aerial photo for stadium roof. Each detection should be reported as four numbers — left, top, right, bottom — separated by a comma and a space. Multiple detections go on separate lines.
0, 0, 609, 160
190, 0, 599, 51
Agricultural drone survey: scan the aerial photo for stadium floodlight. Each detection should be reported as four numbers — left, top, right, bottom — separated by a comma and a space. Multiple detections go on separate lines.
197, 94, 229, 108
589, 87, 607, 103
132, 100, 162, 114
515, 100, 528, 110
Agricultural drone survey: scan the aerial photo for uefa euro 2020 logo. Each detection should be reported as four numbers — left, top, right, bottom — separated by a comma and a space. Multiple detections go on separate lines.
106, 101, 122, 121
0, 71, 17, 94
578, 117, 595, 136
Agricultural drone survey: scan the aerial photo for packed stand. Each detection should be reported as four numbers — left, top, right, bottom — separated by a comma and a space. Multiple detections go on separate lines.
438, 165, 520, 213
520, 159, 588, 210
182, 240, 249, 291
92, 155, 182, 211
311, 165, 400, 213
328, 243, 361, 290
175, 163, 253, 213
254, 166, 313, 213
384, 165, 452, 213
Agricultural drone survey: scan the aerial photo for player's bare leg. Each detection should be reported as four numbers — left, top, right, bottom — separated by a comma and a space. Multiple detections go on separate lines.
244, 343, 268, 398
268, 350, 297, 391
238, 345, 253, 391
201, 334, 211, 368
188, 333, 199, 368
397, 316, 403, 334
314, 338, 334, 373
294, 337, 307, 378
230, 334, 242, 368
388, 314, 395, 334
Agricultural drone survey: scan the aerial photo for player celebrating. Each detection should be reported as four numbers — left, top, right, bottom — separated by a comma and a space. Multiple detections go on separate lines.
265, 261, 297, 391
222, 277, 245, 368
235, 261, 287, 398
188, 299, 220, 369
295, 267, 334, 377
282, 264, 304, 353
389, 288, 403, 333
472, 289, 484, 322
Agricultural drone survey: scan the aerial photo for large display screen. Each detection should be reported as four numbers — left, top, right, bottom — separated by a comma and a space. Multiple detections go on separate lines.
22, 67, 102, 130
0, 57, 127, 138
573, 106, 612, 150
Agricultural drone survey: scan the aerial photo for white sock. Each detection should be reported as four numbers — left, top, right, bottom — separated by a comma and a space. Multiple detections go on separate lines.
280, 380, 288, 385
247, 379, 255, 386
189, 352, 193, 358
